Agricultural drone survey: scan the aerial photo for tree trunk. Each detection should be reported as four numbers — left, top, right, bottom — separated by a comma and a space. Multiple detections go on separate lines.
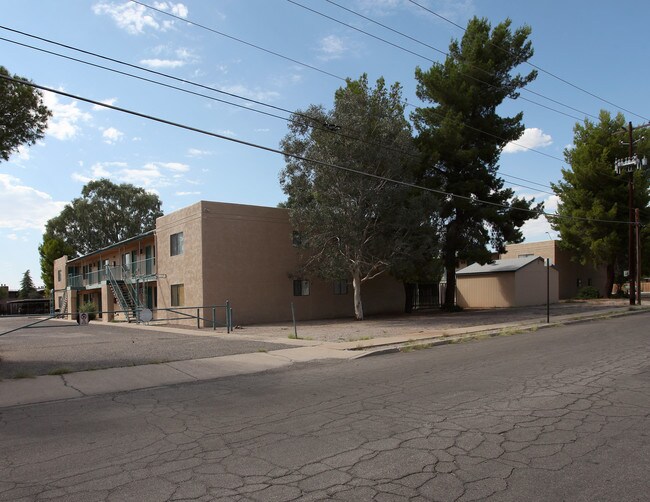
605, 263, 615, 298
352, 268, 364, 320
404, 282, 414, 313
443, 263, 457, 309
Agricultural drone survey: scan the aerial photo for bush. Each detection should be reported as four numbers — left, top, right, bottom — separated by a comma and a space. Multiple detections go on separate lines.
79, 301, 97, 321
575, 286, 600, 299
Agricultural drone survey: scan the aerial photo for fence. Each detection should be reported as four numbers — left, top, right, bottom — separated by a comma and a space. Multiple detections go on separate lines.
0, 302, 233, 337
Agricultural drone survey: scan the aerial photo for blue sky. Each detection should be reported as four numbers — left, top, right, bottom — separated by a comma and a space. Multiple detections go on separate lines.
2, 0, 649, 289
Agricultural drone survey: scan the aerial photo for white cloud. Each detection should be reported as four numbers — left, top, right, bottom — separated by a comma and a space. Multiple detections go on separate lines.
175, 191, 201, 196
72, 161, 187, 188
318, 35, 347, 61
102, 127, 124, 144
254, 128, 270, 133
216, 129, 237, 138
504, 128, 553, 154
92, 1, 189, 34
7, 233, 18, 241
154, 161, 190, 172
42, 91, 92, 141
11, 145, 31, 162
187, 148, 212, 158
220, 84, 280, 102
139, 58, 186, 69
516, 194, 559, 242
153, 1, 188, 18
92, 97, 117, 110
140, 46, 197, 69
0, 174, 67, 231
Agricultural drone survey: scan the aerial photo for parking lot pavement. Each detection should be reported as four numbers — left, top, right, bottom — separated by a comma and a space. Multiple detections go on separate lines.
0, 318, 293, 379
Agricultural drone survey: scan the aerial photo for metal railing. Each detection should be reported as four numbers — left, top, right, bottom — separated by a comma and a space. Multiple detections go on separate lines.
67, 258, 156, 289
1, 302, 233, 337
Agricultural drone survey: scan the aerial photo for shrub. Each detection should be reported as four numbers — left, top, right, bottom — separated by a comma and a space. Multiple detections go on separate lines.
575, 286, 600, 299
79, 301, 97, 320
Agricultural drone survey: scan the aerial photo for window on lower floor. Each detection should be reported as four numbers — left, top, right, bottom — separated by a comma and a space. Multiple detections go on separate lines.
293, 279, 310, 296
333, 279, 348, 295
171, 284, 185, 306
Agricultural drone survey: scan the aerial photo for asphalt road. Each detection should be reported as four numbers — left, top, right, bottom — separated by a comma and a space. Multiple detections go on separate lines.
1, 313, 649, 501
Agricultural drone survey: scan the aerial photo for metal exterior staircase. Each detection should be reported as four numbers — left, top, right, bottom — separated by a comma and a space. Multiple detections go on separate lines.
106, 265, 142, 322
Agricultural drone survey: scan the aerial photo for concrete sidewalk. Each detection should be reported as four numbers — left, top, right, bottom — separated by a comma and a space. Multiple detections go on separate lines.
0, 304, 645, 408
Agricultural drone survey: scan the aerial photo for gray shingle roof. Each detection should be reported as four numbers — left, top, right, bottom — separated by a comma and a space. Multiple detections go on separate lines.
457, 255, 542, 275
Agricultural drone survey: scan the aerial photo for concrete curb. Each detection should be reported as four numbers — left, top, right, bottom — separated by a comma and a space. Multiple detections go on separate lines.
0, 306, 647, 408
348, 306, 648, 357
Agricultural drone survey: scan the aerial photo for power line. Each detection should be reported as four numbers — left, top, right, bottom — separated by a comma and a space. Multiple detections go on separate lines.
128, 0, 345, 83
323, 0, 600, 122
0, 28, 427, 167
125, 2, 574, 167
406, 0, 650, 123
0, 74, 630, 227
287, 0, 587, 122
0, 26, 563, 191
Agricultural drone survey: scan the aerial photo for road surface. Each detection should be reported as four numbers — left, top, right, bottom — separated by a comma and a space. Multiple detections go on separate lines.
1, 313, 649, 501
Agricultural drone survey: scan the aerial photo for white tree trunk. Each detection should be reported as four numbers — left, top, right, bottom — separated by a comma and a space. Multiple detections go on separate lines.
352, 268, 364, 321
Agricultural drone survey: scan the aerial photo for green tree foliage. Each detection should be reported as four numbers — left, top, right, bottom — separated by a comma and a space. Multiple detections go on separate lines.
0, 66, 51, 161
39, 237, 75, 293
39, 179, 163, 288
19, 270, 39, 299
412, 17, 543, 309
551, 111, 650, 296
280, 75, 440, 320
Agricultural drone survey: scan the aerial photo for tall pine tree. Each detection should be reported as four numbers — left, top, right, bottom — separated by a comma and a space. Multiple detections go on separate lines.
551, 110, 650, 295
413, 17, 542, 309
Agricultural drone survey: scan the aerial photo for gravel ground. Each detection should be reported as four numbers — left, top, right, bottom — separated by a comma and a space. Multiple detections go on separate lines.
230, 298, 638, 343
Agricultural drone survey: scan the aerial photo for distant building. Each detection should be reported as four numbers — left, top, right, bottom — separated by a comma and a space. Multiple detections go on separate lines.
500, 240, 608, 299
457, 256, 559, 308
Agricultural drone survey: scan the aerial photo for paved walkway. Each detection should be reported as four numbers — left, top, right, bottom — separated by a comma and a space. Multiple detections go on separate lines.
0, 302, 646, 408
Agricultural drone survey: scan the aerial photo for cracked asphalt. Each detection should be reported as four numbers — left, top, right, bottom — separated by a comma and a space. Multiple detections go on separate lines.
1, 313, 649, 501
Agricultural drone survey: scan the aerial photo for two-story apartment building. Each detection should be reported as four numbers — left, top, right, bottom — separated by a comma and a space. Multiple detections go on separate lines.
53, 201, 405, 326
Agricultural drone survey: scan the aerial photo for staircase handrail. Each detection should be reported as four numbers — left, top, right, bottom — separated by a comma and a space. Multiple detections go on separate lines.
105, 264, 132, 322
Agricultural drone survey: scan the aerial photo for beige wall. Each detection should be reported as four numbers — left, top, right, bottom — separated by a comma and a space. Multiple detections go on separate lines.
501, 241, 607, 298
514, 261, 559, 306
457, 260, 559, 308
156, 202, 204, 319
457, 274, 515, 308
157, 201, 404, 326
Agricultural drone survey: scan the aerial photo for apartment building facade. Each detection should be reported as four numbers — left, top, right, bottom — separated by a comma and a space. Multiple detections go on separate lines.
53, 201, 405, 326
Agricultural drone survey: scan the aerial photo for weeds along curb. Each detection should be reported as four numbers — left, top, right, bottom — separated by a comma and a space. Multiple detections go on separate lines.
350, 307, 650, 359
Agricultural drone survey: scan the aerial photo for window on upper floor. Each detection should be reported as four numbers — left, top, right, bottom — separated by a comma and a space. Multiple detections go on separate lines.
57, 270, 61, 282
170, 232, 184, 256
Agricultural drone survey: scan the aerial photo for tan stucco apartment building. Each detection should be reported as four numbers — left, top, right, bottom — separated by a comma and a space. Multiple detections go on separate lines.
53, 201, 404, 326
500, 240, 608, 299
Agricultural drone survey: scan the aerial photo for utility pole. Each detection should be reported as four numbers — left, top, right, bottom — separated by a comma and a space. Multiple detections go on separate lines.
627, 122, 635, 305
614, 121, 649, 305
636, 208, 641, 305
